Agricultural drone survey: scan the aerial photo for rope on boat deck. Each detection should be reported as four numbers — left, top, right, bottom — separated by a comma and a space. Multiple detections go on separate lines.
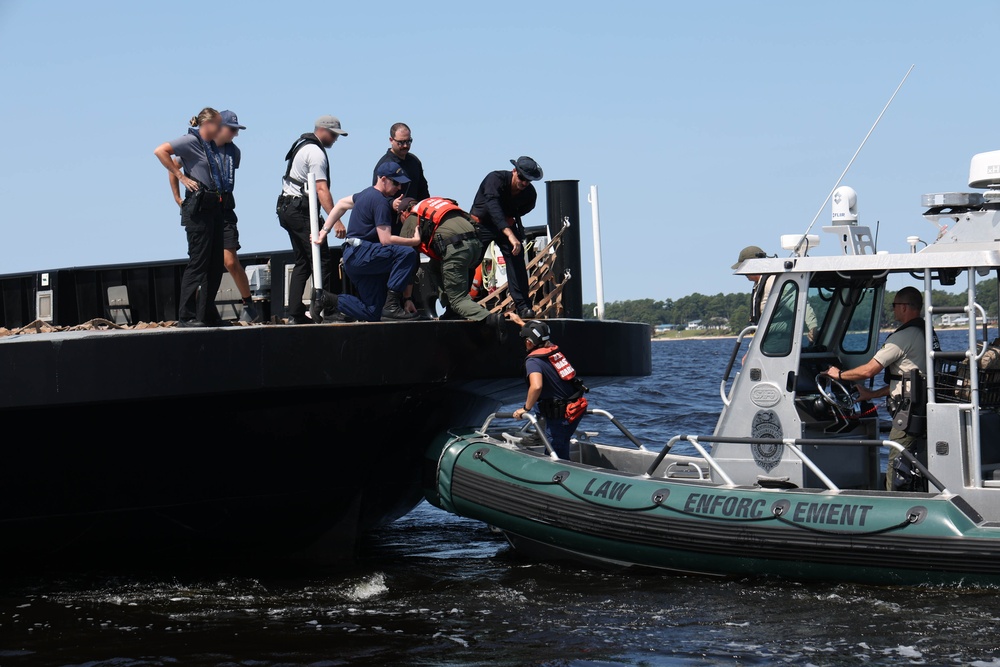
473, 450, 922, 536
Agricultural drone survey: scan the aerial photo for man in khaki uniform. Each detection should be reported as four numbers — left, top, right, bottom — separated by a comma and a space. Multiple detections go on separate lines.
825, 286, 935, 489
397, 197, 493, 323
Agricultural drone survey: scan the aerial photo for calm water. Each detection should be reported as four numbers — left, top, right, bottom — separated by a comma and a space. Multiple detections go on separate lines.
3, 334, 1000, 666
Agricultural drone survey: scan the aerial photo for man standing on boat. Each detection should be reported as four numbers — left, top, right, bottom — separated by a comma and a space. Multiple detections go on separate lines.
510, 315, 588, 459
733, 246, 774, 325
470, 157, 543, 319
310, 163, 421, 322
372, 123, 430, 205
276, 115, 348, 324
825, 286, 939, 490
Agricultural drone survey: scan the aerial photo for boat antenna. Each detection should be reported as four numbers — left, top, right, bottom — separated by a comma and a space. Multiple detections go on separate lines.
794, 64, 915, 256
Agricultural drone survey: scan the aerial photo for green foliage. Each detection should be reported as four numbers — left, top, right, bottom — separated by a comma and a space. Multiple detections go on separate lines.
584, 277, 1000, 333
585, 291, 752, 332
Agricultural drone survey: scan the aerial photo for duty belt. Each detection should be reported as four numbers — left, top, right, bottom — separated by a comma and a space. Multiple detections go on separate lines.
435, 231, 477, 252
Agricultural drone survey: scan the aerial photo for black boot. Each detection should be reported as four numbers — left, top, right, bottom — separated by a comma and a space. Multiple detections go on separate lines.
309, 289, 339, 324
382, 290, 418, 321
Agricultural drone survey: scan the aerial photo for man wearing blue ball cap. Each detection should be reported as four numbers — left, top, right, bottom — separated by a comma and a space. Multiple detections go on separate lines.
311, 162, 422, 321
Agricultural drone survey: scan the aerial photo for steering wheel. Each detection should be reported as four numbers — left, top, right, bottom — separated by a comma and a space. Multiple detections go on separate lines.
815, 373, 856, 413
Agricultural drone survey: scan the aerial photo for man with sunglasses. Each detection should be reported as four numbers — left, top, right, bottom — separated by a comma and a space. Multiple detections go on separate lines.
470, 156, 544, 319
311, 162, 421, 322
825, 286, 939, 490
372, 123, 429, 205
277, 115, 348, 324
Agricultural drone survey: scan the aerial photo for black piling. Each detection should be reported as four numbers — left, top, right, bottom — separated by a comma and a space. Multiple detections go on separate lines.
545, 180, 583, 319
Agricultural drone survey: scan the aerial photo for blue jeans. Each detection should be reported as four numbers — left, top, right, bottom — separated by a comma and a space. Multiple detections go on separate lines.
541, 415, 582, 459
339, 242, 418, 321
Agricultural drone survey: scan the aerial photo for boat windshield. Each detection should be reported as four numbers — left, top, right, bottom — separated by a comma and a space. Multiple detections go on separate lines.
840, 286, 879, 354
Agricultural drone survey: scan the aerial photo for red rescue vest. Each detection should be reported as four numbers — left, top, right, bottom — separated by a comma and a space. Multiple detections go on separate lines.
526, 345, 577, 382
525, 345, 589, 421
413, 197, 464, 260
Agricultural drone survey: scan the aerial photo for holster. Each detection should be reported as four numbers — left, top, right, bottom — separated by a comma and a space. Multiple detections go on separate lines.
889, 369, 927, 437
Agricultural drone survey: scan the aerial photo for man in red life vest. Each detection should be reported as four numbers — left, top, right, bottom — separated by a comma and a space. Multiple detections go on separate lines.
396, 196, 493, 322
509, 315, 589, 459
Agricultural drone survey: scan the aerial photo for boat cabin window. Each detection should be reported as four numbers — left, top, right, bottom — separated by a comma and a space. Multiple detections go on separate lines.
761, 280, 799, 357
840, 287, 879, 355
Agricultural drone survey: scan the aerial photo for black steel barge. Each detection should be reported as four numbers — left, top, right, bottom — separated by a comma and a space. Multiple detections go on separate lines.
0, 181, 651, 567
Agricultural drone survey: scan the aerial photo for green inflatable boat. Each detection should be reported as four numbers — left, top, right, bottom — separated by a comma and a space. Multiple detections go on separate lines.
426, 150, 1000, 586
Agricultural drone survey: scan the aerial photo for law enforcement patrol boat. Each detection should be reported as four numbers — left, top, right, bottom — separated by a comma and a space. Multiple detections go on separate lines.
425, 150, 1000, 586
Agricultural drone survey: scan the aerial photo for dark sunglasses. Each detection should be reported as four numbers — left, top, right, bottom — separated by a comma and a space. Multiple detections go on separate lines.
388, 178, 402, 187
393, 138, 413, 145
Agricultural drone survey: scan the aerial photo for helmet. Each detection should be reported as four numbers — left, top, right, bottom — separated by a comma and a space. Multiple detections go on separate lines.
519, 320, 550, 346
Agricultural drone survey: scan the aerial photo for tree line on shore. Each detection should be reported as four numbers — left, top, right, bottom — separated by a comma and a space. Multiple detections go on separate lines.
584, 278, 1000, 333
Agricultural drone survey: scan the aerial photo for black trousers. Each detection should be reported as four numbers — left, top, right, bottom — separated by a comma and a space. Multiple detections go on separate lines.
178, 197, 226, 323
476, 223, 531, 313
277, 198, 333, 319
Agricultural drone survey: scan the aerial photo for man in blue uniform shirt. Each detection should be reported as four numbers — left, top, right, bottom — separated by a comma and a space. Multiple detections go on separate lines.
311, 162, 421, 322
510, 315, 589, 459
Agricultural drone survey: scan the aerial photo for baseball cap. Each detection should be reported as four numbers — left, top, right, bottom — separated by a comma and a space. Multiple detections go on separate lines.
510, 156, 543, 181
732, 245, 767, 269
375, 162, 410, 183
315, 115, 348, 136
219, 110, 245, 129
397, 197, 417, 213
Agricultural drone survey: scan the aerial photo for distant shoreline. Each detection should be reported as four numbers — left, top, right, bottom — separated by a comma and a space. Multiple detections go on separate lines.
652, 334, 737, 342
650, 325, 984, 343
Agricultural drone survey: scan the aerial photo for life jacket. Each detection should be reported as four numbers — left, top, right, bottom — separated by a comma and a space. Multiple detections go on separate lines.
282, 133, 330, 191
412, 197, 465, 259
469, 264, 484, 298
525, 345, 588, 395
525, 345, 589, 421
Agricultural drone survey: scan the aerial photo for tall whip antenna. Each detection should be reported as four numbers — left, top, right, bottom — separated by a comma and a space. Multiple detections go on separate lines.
794, 64, 915, 255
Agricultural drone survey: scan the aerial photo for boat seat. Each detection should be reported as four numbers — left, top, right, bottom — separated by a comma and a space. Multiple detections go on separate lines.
756, 475, 798, 489
215, 274, 245, 321
664, 462, 709, 480
106, 286, 131, 325
982, 463, 1000, 481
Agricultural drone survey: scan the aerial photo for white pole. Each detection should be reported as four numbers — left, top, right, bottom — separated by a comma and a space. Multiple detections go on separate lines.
588, 185, 605, 320
305, 172, 323, 290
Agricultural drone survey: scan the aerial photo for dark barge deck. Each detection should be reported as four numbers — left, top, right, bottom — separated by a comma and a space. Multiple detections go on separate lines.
0, 245, 650, 568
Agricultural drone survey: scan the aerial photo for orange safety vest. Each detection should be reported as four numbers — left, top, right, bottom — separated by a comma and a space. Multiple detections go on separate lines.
469, 264, 484, 298
525, 345, 589, 421
526, 345, 578, 382
413, 197, 465, 260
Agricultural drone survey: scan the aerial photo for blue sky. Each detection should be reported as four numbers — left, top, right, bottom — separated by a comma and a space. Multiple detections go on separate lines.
0, 1, 995, 303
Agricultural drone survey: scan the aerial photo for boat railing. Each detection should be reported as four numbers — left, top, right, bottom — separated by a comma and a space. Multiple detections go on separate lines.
720, 325, 757, 406
644, 435, 949, 494
925, 269, 987, 487
585, 409, 647, 450
480, 412, 558, 460
479, 408, 648, 460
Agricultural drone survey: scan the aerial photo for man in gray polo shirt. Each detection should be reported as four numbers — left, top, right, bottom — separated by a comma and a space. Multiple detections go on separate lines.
276, 115, 347, 324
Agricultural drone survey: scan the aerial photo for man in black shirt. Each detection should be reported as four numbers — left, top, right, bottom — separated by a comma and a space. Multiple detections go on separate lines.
372, 122, 430, 202
470, 156, 543, 318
